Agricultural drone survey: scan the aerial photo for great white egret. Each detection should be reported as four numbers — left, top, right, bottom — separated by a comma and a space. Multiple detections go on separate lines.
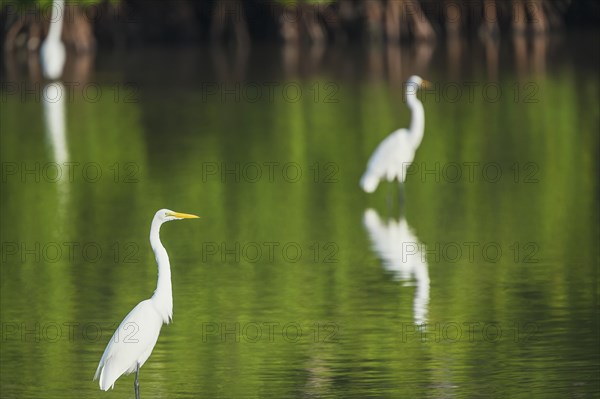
363, 209, 429, 324
94, 209, 200, 399
360, 75, 430, 193
40, 0, 66, 80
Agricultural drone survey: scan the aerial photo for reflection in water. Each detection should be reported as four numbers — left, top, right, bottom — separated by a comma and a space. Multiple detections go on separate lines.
281, 41, 326, 78
413, 42, 434, 75
366, 42, 434, 85
482, 35, 499, 81
367, 44, 385, 82
513, 34, 549, 77
446, 34, 463, 79
386, 44, 403, 88
69, 51, 95, 84
363, 209, 430, 325
303, 354, 332, 397
1, 38, 598, 398
27, 50, 44, 84
211, 44, 249, 81
441, 32, 550, 82
42, 82, 69, 226
4, 43, 92, 85
531, 35, 548, 76
42, 83, 68, 164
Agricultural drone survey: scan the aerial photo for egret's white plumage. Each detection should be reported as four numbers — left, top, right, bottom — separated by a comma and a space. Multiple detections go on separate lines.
94, 300, 163, 390
40, 0, 66, 80
94, 209, 199, 396
360, 75, 429, 193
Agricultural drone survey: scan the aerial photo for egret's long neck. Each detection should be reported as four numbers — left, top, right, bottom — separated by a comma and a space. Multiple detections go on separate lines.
406, 91, 425, 148
48, 0, 65, 41
150, 220, 173, 324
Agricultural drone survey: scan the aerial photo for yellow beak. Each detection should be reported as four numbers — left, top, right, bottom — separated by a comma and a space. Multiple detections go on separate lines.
168, 211, 200, 219
421, 80, 432, 88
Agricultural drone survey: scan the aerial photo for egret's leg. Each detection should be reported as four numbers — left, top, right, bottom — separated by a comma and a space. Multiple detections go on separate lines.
135, 363, 140, 399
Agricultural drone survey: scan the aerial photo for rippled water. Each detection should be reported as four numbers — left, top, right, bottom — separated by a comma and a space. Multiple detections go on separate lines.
1, 33, 599, 398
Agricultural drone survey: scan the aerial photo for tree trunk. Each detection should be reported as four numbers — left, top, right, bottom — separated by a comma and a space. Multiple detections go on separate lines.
65, 5, 95, 53
404, 0, 435, 41
302, 4, 326, 44
211, 0, 249, 45
528, 0, 548, 34
512, 0, 527, 33
280, 6, 300, 43
444, 0, 462, 35
365, 0, 384, 41
385, 0, 402, 42
480, 0, 500, 38
4, 18, 25, 52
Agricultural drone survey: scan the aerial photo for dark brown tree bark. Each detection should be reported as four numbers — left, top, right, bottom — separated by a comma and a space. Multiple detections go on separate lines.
211, 0, 250, 45
365, 0, 385, 41
444, 0, 463, 35
480, 0, 500, 37
403, 0, 435, 41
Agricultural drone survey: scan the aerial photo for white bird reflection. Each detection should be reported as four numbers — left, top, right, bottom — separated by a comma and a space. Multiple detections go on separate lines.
42, 82, 68, 165
42, 82, 70, 229
363, 208, 430, 324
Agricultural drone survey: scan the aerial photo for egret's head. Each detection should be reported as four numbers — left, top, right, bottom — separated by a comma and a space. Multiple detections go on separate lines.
156, 209, 200, 223
406, 75, 431, 92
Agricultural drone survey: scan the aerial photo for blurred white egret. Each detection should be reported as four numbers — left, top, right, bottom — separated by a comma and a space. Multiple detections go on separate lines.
94, 209, 200, 399
40, 0, 66, 80
363, 209, 429, 324
360, 75, 430, 193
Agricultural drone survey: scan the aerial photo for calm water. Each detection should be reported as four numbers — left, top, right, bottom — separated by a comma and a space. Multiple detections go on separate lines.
1, 33, 599, 398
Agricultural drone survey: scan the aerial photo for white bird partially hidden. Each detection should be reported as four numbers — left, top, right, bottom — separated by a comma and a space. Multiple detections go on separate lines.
360, 75, 430, 193
363, 209, 430, 324
94, 209, 200, 399
40, 0, 66, 80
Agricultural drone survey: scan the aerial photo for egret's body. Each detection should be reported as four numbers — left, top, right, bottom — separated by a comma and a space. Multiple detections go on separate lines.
360, 75, 429, 193
40, 0, 66, 80
94, 209, 199, 398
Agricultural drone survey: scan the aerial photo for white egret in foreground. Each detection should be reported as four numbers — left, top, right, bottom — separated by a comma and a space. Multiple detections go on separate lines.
40, 0, 66, 80
94, 209, 200, 399
360, 75, 430, 193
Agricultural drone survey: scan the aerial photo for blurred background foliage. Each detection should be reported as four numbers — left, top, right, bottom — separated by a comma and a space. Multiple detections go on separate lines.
1, 0, 599, 54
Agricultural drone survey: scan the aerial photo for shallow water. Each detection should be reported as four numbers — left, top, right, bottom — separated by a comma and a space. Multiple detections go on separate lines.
1, 33, 599, 398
